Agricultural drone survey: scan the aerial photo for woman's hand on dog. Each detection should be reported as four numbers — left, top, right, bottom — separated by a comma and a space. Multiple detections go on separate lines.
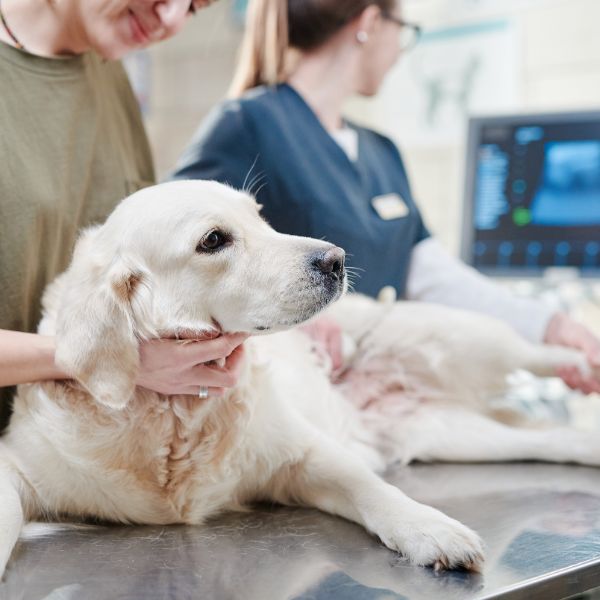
301, 316, 344, 373
545, 312, 600, 394
136, 333, 249, 397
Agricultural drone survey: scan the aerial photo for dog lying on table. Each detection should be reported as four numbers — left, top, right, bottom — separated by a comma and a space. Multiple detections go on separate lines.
1, 180, 598, 576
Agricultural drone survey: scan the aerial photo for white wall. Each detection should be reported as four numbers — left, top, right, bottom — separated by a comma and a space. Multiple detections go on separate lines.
145, 0, 242, 178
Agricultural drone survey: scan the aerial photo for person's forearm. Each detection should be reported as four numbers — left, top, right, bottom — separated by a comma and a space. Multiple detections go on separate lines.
405, 238, 556, 343
0, 330, 67, 387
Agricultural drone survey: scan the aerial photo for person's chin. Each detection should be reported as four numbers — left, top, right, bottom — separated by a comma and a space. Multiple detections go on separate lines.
92, 23, 143, 60
93, 46, 126, 60
358, 86, 380, 98
94, 35, 138, 61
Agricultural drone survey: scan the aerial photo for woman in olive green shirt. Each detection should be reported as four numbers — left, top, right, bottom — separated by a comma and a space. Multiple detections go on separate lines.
0, 0, 246, 427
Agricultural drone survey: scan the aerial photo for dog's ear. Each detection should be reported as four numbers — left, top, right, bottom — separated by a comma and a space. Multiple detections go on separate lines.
54, 230, 146, 410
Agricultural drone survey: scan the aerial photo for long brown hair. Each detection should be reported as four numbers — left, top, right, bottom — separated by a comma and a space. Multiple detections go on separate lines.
228, 0, 395, 98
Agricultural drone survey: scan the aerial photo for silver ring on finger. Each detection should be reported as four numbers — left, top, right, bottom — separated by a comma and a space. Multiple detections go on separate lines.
198, 386, 209, 400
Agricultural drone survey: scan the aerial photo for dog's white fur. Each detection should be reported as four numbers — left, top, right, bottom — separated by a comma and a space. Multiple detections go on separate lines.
1, 181, 598, 576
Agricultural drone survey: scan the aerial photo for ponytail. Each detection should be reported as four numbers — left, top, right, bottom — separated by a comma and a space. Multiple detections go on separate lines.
228, 0, 395, 98
228, 0, 289, 98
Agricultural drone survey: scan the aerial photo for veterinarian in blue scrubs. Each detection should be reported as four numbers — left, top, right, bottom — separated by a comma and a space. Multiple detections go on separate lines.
172, 0, 600, 393
175, 83, 427, 298
0, 0, 247, 427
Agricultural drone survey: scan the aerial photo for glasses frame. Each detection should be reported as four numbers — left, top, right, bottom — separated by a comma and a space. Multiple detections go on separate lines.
381, 12, 422, 51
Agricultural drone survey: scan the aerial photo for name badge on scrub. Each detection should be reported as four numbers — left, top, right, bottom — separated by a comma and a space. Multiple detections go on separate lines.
371, 193, 409, 220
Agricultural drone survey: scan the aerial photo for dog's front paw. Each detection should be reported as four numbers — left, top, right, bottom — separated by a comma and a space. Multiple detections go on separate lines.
376, 505, 485, 571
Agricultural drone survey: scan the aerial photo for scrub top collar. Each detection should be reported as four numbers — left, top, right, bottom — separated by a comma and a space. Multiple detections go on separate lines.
279, 82, 363, 175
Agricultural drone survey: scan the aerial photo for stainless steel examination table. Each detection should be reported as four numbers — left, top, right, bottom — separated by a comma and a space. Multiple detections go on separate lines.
1, 461, 599, 600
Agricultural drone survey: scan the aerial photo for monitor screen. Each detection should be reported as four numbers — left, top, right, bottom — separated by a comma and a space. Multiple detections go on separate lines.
462, 111, 600, 277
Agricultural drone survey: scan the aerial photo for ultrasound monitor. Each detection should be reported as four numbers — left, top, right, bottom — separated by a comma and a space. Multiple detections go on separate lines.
461, 110, 600, 277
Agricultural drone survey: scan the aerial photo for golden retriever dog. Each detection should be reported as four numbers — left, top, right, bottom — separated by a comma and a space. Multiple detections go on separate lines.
1, 180, 598, 577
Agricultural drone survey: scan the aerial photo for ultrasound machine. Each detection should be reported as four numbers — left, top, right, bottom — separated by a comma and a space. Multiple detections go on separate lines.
462, 110, 600, 280
461, 110, 600, 421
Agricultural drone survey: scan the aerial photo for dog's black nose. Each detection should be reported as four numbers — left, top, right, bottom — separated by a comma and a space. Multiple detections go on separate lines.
312, 247, 345, 279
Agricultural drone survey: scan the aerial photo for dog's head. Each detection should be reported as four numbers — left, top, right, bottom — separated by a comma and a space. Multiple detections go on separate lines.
52, 180, 346, 408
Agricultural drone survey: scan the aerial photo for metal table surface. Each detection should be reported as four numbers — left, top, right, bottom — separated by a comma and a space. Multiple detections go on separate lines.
1, 462, 599, 600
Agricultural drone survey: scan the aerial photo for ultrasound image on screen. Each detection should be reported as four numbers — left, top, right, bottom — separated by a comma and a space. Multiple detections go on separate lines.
470, 117, 600, 273
531, 141, 600, 226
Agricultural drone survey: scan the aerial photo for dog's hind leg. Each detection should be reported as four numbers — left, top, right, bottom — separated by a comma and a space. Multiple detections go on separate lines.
398, 406, 600, 467
513, 341, 592, 380
0, 455, 28, 578
267, 434, 485, 571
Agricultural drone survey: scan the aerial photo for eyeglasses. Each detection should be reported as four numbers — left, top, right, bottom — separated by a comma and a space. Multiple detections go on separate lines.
381, 13, 422, 51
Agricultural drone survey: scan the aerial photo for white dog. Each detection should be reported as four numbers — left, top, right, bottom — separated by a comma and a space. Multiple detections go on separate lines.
1, 180, 598, 577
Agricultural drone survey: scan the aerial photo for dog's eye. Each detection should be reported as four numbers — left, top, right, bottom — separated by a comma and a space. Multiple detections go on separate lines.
197, 229, 230, 253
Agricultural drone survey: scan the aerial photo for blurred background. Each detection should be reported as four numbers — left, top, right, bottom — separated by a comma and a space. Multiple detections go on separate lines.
134, 0, 600, 255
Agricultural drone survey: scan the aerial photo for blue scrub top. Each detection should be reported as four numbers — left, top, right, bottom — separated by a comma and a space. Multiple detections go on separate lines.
171, 83, 429, 298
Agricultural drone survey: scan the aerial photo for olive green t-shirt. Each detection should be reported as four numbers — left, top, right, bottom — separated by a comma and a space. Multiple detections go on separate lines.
0, 43, 155, 426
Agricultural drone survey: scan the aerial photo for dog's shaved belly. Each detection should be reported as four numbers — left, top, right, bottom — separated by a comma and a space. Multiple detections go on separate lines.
335, 356, 420, 417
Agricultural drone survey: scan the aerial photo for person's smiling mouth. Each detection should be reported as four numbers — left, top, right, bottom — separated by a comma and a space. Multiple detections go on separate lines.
128, 9, 151, 45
